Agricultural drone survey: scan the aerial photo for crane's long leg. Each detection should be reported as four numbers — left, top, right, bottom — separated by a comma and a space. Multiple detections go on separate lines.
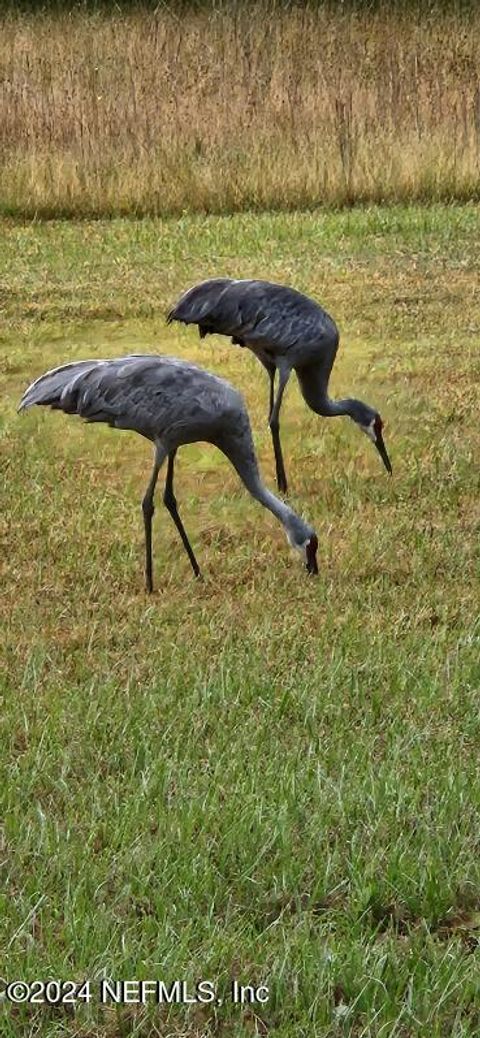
267, 365, 275, 421
269, 367, 290, 495
163, 450, 202, 578
258, 358, 276, 421
142, 444, 167, 593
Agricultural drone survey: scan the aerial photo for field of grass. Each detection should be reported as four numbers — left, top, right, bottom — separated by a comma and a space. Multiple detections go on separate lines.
1, 203, 480, 1036
1, 3, 480, 217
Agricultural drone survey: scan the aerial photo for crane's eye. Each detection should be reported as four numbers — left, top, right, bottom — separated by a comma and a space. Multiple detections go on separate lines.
362, 419, 377, 442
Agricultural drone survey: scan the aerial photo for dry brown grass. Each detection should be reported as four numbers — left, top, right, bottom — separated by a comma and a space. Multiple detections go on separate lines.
0, 4, 480, 216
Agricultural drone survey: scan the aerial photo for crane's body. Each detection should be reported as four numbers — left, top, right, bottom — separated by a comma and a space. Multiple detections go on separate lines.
168, 278, 392, 492
18, 354, 318, 589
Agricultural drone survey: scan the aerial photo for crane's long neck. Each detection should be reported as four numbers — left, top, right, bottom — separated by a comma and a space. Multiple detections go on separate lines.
215, 434, 301, 534
247, 477, 297, 529
296, 363, 355, 418
236, 458, 297, 528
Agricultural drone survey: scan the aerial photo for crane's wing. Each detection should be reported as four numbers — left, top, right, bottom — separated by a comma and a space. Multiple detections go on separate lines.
167, 278, 338, 358
18, 354, 242, 441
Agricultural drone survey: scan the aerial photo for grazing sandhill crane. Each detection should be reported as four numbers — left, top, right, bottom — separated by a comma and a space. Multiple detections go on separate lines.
18, 355, 318, 590
168, 278, 392, 494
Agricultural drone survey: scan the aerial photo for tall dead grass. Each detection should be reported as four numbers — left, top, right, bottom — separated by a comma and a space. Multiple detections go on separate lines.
0, 4, 479, 216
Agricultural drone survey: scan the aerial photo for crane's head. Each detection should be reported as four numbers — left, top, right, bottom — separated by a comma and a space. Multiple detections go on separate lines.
350, 402, 392, 474
285, 516, 319, 575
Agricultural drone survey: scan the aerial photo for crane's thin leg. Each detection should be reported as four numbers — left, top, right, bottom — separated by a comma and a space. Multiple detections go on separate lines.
163, 450, 202, 579
142, 445, 167, 593
259, 358, 276, 421
267, 365, 275, 421
269, 367, 290, 495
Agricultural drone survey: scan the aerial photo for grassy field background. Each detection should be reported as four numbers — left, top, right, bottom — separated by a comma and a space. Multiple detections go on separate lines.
1, 203, 479, 1036
1, 3, 480, 216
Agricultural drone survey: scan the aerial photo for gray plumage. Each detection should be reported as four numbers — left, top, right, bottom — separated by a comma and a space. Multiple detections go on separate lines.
18, 354, 318, 589
168, 278, 392, 492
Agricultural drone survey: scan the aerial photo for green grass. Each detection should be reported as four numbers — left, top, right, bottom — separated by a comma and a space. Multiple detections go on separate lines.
1, 205, 479, 1037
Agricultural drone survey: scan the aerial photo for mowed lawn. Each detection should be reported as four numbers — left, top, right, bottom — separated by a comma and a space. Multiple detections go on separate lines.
1, 206, 479, 1037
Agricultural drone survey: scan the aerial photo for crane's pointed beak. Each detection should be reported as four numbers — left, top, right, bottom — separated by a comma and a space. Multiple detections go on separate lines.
375, 430, 392, 475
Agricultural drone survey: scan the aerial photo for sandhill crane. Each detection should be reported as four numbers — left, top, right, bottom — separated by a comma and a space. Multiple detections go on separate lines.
168, 278, 392, 494
18, 354, 318, 590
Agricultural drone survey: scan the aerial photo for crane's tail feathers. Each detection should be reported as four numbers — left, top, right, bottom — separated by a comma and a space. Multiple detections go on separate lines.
166, 278, 234, 331
18, 360, 103, 414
